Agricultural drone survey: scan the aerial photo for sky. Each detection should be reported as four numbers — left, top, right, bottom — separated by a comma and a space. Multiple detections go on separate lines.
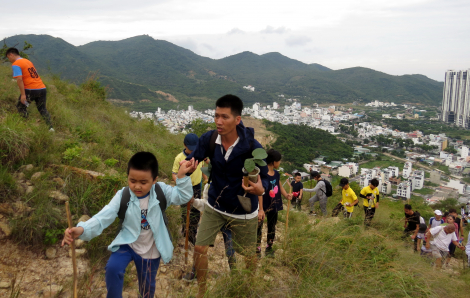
1, 0, 469, 81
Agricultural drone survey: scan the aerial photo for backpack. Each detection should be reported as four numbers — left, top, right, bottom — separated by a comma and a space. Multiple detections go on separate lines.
320, 180, 333, 197
117, 184, 172, 241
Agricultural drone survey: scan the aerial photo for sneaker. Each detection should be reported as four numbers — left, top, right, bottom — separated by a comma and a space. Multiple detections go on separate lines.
182, 271, 196, 281
309, 211, 316, 216
49, 128, 55, 132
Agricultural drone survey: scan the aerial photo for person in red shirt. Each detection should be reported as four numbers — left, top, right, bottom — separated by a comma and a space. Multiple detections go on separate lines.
6, 47, 53, 130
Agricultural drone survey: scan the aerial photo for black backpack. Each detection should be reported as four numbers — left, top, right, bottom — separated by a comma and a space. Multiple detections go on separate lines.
117, 184, 172, 241
321, 180, 333, 197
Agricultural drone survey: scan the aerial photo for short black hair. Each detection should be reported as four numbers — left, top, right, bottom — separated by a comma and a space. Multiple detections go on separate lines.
448, 214, 456, 220
127, 152, 159, 179
449, 208, 457, 213
5, 47, 19, 57
404, 204, 412, 210
370, 178, 379, 187
216, 94, 243, 116
294, 173, 301, 177
266, 149, 282, 165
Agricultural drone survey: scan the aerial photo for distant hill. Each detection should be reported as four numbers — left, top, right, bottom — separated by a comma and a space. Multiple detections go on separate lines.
4, 34, 444, 111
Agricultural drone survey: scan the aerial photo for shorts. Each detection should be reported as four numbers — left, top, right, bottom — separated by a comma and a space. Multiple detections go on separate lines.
417, 233, 425, 239
195, 205, 258, 256
431, 244, 449, 260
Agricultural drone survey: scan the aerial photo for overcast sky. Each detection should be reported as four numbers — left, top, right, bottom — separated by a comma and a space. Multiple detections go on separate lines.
2, 0, 469, 81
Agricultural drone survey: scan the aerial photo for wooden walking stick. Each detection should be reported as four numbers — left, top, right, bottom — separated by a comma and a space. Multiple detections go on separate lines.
65, 201, 78, 298
285, 179, 292, 240
184, 201, 191, 265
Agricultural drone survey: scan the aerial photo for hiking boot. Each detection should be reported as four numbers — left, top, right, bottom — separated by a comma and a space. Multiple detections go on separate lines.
265, 247, 274, 258
182, 271, 196, 281
309, 211, 316, 216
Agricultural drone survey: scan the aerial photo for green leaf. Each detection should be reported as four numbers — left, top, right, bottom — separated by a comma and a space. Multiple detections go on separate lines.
244, 159, 256, 173
252, 148, 267, 159
255, 159, 267, 167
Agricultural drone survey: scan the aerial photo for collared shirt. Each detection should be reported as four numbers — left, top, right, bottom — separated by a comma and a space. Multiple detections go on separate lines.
213, 134, 257, 219
215, 134, 240, 161
172, 149, 204, 186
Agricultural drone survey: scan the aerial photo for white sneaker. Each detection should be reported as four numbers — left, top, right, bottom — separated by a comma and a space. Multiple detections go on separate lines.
49, 128, 55, 132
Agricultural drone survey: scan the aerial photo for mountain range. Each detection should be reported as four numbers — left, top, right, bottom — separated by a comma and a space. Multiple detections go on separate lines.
3, 34, 444, 111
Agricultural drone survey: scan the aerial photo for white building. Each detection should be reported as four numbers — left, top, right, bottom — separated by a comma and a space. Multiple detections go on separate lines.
447, 179, 467, 195
273, 102, 279, 109
410, 170, 424, 190
188, 105, 194, 112
441, 69, 470, 128
338, 164, 356, 178
243, 85, 255, 92
402, 162, 412, 179
397, 182, 411, 199
462, 146, 469, 159
253, 103, 260, 111
381, 181, 392, 195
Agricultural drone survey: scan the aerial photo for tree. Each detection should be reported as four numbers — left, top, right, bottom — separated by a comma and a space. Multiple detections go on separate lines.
444, 147, 457, 154
0, 39, 33, 63
188, 118, 216, 137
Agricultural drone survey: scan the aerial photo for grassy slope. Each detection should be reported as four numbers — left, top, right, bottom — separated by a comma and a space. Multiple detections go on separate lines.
1, 65, 469, 297
0, 64, 184, 259
206, 177, 470, 298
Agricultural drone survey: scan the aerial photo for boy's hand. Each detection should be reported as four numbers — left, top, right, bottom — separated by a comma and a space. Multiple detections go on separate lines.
61, 227, 84, 246
258, 209, 265, 222
287, 194, 292, 201
177, 158, 198, 178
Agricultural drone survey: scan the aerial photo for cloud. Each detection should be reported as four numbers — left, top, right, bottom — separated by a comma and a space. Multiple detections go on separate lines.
285, 35, 312, 47
260, 26, 289, 34
227, 28, 245, 35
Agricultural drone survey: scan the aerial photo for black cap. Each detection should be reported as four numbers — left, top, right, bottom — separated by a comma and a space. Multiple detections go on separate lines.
310, 170, 320, 178
339, 178, 349, 187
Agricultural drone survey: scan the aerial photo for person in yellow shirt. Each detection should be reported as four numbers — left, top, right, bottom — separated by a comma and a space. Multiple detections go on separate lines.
360, 178, 380, 226
332, 178, 358, 218
172, 133, 207, 246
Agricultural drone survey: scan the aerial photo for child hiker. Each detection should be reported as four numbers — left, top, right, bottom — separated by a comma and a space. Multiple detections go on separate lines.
332, 178, 358, 218
62, 152, 197, 298
290, 172, 303, 211
257, 149, 292, 257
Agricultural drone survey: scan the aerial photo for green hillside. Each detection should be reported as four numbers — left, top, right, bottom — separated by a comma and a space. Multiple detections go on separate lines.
264, 121, 353, 172
3, 34, 444, 111
1, 64, 469, 297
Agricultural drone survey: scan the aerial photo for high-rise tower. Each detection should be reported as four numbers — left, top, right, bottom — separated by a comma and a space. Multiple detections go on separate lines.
441, 69, 470, 128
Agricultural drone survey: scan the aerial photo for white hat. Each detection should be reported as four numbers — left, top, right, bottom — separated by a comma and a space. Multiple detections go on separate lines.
434, 210, 442, 216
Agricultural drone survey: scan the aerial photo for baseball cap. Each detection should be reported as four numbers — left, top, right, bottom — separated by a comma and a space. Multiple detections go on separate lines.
339, 178, 349, 187
434, 210, 442, 216
184, 133, 199, 151
310, 170, 320, 178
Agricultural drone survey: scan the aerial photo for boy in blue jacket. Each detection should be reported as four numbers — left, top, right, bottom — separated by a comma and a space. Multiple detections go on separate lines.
62, 152, 197, 298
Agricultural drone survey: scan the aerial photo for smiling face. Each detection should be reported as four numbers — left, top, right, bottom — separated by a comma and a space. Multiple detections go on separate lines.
128, 168, 157, 197
214, 107, 241, 136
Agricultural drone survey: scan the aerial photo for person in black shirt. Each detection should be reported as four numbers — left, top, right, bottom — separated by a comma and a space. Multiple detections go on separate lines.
290, 173, 304, 211
403, 204, 420, 251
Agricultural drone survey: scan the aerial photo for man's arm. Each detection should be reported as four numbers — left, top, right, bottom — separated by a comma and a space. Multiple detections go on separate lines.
303, 180, 322, 193
425, 230, 432, 248
16, 77, 26, 104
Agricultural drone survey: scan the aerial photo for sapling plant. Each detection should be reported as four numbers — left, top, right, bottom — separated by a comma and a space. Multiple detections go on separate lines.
243, 148, 267, 175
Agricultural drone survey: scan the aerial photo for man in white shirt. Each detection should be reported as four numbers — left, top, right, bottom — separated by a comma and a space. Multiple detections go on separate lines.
426, 224, 465, 268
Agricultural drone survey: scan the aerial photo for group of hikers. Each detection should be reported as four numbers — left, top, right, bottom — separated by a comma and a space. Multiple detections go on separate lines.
5, 47, 470, 298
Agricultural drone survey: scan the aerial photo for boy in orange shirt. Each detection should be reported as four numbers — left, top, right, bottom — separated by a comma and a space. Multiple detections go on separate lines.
6, 47, 53, 130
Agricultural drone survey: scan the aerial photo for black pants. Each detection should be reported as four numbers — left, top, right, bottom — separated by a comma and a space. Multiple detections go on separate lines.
181, 184, 201, 246
292, 196, 302, 211
17, 89, 53, 128
257, 209, 278, 249
364, 207, 376, 226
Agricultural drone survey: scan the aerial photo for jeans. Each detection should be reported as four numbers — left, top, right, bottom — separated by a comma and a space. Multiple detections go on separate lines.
16, 88, 53, 128
105, 245, 160, 298
308, 194, 327, 216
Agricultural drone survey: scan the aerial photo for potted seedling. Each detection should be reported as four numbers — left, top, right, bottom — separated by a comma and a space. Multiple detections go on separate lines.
238, 148, 267, 212
242, 148, 267, 182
